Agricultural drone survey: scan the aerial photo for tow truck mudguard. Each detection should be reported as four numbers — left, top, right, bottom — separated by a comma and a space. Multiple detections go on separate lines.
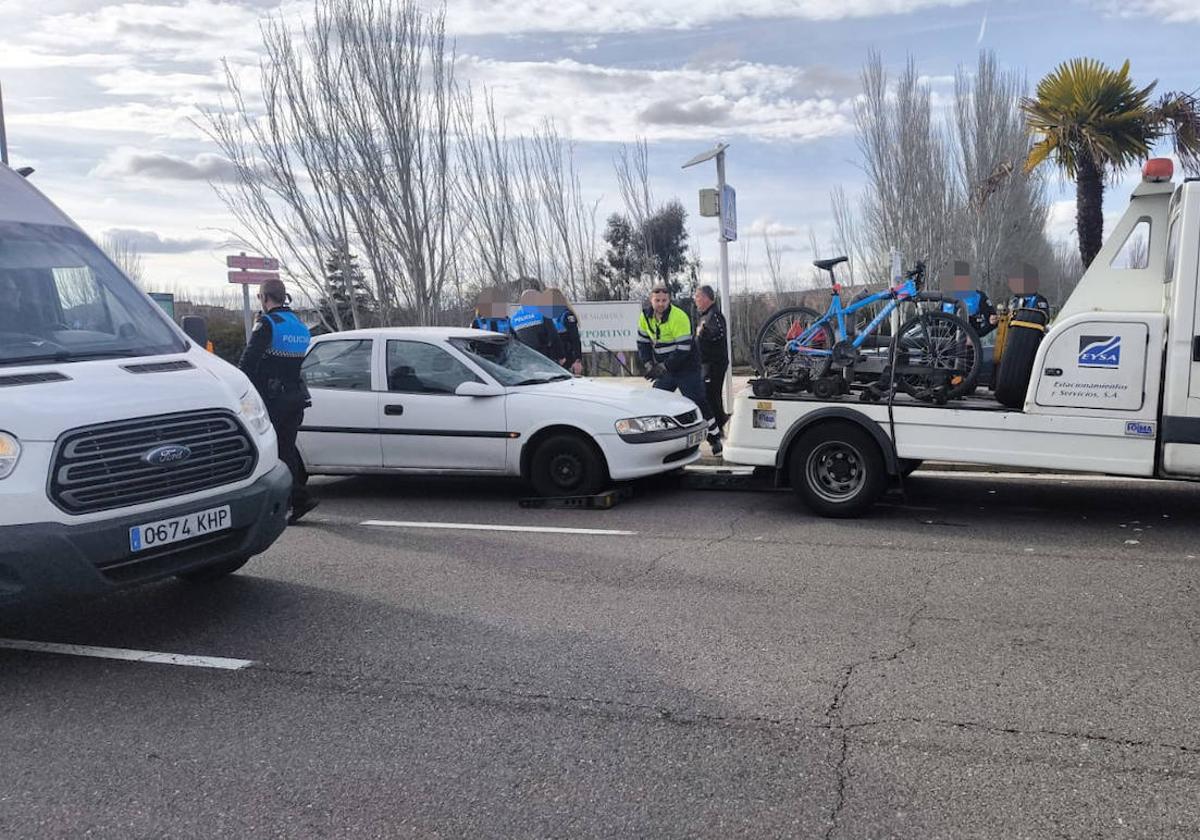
772, 407, 900, 483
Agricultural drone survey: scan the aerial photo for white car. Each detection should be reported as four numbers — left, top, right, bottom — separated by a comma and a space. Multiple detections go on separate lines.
297, 327, 705, 496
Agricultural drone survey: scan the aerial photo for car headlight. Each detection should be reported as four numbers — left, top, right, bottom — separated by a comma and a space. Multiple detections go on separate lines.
0, 432, 21, 480
615, 415, 678, 435
239, 389, 272, 436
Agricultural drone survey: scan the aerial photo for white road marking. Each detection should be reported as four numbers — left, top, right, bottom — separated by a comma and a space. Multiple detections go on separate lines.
360, 520, 637, 536
0, 639, 255, 670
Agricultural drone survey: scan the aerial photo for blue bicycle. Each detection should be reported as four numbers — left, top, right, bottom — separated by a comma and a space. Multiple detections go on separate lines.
752, 257, 982, 402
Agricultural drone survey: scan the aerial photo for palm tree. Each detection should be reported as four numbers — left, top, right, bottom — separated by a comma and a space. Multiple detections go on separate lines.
1021, 58, 1200, 267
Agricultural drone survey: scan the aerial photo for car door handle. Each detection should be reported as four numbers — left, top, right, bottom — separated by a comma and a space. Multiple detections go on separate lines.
385, 404, 404, 416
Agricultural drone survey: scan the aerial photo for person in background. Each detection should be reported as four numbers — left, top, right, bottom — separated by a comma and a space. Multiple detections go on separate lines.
238, 278, 318, 524
471, 288, 511, 334
546, 288, 583, 375
692, 284, 729, 428
510, 288, 565, 364
941, 262, 997, 337
1007, 270, 1051, 316
637, 285, 723, 455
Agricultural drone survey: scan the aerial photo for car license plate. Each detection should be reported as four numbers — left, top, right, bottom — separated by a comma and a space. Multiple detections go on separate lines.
687, 428, 704, 447
129, 505, 231, 553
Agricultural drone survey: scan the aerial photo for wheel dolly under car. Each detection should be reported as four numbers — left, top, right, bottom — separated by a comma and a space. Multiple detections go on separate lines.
722, 158, 1200, 518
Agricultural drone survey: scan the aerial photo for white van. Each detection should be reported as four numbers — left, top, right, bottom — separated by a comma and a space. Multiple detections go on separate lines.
0, 163, 292, 602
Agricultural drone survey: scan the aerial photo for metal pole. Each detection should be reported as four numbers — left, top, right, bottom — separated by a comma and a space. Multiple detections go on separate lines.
240, 252, 253, 342
716, 151, 734, 412
0, 80, 9, 166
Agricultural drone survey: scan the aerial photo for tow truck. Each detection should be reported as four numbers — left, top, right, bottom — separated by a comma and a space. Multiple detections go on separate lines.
723, 158, 1200, 516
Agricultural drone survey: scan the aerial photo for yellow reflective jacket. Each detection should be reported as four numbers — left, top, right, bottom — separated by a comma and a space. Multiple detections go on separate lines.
637, 304, 697, 373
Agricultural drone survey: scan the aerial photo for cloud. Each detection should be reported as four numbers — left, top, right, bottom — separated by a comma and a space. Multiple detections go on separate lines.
103, 227, 223, 254
10, 103, 203, 139
94, 68, 226, 102
445, 0, 978, 34
0, 44, 129, 70
462, 57, 857, 142
1097, 0, 1200, 21
747, 218, 805, 237
92, 149, 238, 181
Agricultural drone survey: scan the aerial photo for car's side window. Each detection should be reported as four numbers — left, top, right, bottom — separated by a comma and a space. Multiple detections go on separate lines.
301, 339, 373, 390
387, 340, 481, 394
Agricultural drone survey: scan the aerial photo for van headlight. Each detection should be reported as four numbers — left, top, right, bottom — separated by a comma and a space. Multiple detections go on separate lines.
615, 415, 678, 436
0, 432, 20, 479
239, 389, 272, 435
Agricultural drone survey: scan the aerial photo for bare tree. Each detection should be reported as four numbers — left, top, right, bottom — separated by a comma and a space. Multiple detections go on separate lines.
101, 234, 145, 288
953, 52, 1054, 299
200, 0, 459, 329
855, 52, 960, 285
762, 231, 787, 299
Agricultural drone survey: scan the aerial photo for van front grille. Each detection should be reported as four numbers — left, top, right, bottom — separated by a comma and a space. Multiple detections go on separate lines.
49, 411, 256, 514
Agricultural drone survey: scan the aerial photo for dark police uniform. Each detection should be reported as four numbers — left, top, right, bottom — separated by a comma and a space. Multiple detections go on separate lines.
552, 309, 583, 370
238, 306, 313, 511
472, 315, 511, 334
694, 301, 729, 427
510, 305, 565, 363
941, 289, 997, 337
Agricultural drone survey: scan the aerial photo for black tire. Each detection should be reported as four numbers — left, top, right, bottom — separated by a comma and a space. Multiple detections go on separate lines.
530, 433, 606, 497
899, 458, 922, 477
895, 312, 982, 401
995, 319, 1044, 408
788, 422, 887, 518
177, 555, 252, 583
753, 306, 834, 382
751, 378, 776, 398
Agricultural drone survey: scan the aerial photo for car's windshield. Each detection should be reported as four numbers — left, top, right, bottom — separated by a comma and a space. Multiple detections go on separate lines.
451, 336, 570, 386
0, 221, 186, 366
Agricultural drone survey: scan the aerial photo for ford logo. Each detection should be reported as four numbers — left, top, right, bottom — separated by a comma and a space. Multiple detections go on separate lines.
143, 444, 193, 466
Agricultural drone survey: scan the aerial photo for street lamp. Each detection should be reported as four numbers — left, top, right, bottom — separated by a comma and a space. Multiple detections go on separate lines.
682, 142, 735, 412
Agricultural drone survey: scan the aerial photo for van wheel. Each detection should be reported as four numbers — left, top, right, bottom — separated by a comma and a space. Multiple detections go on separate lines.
789, 422, 886, 518
530, 433, 606, 497
995, 321, 1044, 408
177, 555, 252, 583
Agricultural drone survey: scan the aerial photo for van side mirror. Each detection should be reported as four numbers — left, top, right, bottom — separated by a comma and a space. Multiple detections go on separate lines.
455, 381, 504, 397
181, 316, 209, 347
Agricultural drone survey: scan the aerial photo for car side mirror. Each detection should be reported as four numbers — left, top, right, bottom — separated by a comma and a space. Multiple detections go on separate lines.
455, 381, 504, 397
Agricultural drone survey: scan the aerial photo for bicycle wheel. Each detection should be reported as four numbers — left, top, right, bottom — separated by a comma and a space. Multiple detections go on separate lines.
753, 306, 834, 382
895, 312, 981, 401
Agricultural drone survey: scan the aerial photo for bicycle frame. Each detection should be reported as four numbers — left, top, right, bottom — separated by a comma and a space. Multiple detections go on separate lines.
788, 278, 919, 357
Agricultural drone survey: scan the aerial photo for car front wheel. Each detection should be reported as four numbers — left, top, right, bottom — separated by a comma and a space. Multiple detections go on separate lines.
530, 433, 606, 497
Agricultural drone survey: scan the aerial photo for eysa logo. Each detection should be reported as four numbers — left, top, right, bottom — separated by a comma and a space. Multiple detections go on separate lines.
1078, 335, 1121, 369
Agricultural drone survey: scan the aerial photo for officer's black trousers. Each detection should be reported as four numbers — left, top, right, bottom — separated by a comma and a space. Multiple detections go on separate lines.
268, 398, 311, 507
703, 362, 728, 429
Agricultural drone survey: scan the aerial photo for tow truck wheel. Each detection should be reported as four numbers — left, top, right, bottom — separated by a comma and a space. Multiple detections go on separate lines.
177, 555, 252, 583
789, 422, 886, 518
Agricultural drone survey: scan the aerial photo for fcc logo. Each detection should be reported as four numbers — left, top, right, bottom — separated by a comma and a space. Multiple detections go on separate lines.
1078, 335, 1121, 369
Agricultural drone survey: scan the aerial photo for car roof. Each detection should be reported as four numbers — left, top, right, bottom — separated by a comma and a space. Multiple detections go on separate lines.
311, 326, 501, 342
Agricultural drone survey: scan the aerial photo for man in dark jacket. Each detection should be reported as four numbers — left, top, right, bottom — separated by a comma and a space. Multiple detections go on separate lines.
692, 285, 729, 428
238, 278, 318, 523
546, 288, 583, 375
510, 289, 565, 364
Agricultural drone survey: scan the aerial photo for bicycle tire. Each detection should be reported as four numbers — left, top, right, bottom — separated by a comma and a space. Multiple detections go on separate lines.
895, 312, 981, 401
753, 306, 835, 382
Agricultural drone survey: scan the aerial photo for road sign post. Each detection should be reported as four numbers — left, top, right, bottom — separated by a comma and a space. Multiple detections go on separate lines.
226, 253, 280, 343
684, 143, 735, 415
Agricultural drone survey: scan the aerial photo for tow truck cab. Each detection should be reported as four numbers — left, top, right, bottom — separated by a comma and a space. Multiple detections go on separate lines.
724, 159, 1200, 516
0, 163, 293, 602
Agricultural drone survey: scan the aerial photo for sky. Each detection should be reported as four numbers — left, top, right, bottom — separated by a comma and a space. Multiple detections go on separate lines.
1, 0, 1198, 300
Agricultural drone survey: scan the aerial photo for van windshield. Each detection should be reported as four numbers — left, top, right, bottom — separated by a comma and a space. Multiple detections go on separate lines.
0, 221, 186, 366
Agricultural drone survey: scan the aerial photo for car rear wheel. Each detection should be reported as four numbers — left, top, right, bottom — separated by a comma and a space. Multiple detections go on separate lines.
530, 433, 606, 497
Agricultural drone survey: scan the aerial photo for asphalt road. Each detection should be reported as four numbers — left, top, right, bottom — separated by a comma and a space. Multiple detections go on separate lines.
3, 469, 1200, 839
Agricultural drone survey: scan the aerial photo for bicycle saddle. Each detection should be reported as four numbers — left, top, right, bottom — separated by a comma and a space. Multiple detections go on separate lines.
813, 256, 849, 271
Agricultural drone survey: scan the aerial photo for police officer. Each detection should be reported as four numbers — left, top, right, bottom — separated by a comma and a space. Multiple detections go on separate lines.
692, 284, 729, 429
510, 289, 565, 364
546, 288, 583, 375
637, 285, 722, 455
238, 278, 318, 524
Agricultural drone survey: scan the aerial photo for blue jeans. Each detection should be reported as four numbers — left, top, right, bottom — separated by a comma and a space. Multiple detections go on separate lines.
654, 368, 719, 435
